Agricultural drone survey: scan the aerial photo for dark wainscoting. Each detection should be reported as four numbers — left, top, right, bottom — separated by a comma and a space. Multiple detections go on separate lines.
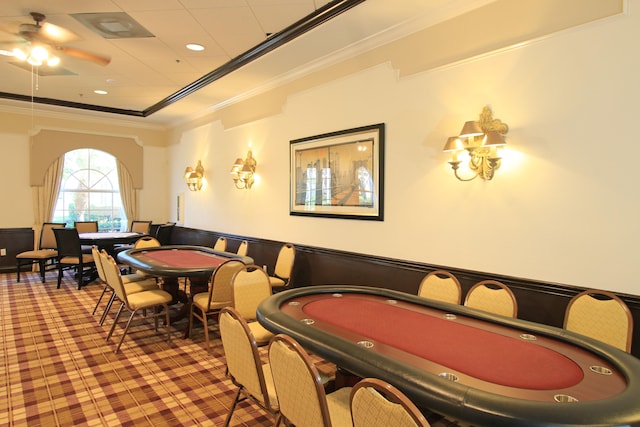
0, 228, 33, 272
171, 226, 640, 359
2, 225, 639, 358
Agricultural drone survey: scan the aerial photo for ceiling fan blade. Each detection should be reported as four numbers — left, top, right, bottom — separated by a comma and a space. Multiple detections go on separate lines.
39, 22, 79, 44
55, 46, 111, 66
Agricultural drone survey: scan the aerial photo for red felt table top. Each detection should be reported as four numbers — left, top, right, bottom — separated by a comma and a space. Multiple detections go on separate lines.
302, 295, 584, 390
140, 249, 227, 268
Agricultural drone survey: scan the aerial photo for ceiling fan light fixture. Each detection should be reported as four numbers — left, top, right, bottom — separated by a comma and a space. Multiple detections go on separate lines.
13, 47, 27, 61
31, 45, 49, 62
47, 56, 60, 66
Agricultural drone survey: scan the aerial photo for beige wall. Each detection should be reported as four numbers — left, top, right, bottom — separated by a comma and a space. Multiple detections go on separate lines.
1, 1, 638, 295
167, 5, 639, 294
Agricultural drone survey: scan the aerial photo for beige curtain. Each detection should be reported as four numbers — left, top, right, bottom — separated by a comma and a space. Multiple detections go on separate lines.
117, 160, 137, 229
29, 156, 64, 270
31, 155, 64, 232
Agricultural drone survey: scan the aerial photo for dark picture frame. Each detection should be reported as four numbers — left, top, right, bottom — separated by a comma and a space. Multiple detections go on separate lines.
290, 123, 385, 220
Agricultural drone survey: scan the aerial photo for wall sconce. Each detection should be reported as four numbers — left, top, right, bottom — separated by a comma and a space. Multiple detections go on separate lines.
443, 106, 509, 181
230, 150, 257, 189
184, 160, 204, 191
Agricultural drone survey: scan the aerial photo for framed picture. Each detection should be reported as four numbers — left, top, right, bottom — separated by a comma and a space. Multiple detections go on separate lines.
290, 123, 385, 220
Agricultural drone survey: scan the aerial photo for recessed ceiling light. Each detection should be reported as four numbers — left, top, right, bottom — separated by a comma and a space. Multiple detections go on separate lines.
186, 43, 205, 51
94, 90, 108, 95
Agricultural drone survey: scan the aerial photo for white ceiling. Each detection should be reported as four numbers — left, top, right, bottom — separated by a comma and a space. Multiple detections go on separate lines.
0, 0, 487, 126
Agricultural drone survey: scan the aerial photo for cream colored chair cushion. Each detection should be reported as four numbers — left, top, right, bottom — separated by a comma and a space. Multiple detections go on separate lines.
564, 290, 633, 352
268, 334, 352, 427
464, 280, 517, 318
417, 270, 462, 305
350, 378, 430, 427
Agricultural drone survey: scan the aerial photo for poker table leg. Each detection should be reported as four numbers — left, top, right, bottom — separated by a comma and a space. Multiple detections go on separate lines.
158, 277, 190, 329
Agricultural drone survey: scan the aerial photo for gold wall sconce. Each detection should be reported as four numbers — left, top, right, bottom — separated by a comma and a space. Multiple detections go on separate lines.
443, 106, 509, 181
230, 150, 257, 189
184, 160, 204, 191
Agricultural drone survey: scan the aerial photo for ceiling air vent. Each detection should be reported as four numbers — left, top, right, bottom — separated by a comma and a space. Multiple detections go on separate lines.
71, 12, 154, 39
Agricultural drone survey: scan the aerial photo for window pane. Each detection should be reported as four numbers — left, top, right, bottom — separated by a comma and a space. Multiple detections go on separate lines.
53, 148, 127, 231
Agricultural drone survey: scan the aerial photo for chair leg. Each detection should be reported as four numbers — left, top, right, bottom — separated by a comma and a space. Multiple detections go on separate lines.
164, 304, 171, 344
99, 293, 117, 326
188, 304, 194, 339
106, 303, 125, 341
92, 285, 109, 315
56, 264, 63, 289
16, 261, 23, 282
224, 388, 243, 427
114, 310, 138, 353
38, 260, 46, 283
202, 311, 210, 353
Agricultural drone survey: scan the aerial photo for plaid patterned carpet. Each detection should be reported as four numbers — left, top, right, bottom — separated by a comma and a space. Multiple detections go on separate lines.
0, 270, 275, 427
1, 270, 471, 427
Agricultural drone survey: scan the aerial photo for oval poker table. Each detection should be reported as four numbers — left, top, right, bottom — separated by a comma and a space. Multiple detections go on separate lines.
117, 244, 253, 277
118, 245, 253, 333
257, 285, 640, 427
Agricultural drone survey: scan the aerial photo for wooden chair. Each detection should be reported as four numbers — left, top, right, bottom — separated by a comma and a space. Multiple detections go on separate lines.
102, 252, 172, 354
129, 220, 151, 234
417, 270, 462, 305
350, 378, 430, 427
232, 265, 274, 346
16, 222, 65, 283
268, 243, 295, 292
219, 307, 279, 426
155, 223, 174, 245
237, 240, 249, 257
189, 259, 245, 352
74, 221, 99, 253
564, 289, 633, 352
113, 220, 153, 254
213, 236, 227, 251
74, 221, 98, 232
53, 227, 96, 290
464, 280, 518, 318
268, 334, 352, 427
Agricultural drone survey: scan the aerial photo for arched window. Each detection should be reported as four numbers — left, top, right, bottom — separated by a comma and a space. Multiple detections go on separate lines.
52, 149, 126, 231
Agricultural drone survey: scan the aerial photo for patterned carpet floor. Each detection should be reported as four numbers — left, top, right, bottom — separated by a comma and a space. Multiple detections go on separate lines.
1, 270, 471, 427
0, 270, 273, 427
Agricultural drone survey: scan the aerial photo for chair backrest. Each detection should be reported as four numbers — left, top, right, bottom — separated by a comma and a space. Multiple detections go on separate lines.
39, 222, 66, 250
237, 240, 249, 257
130, 220, 152, 233
91, 245, 107, 283
274, 243, 295, 280
464, 280, 518, 318
232, 265, 272, 321
53, 227, 83, 258
268, 334, 332, 427
155, 223, 174, 245
219, 307, 275, 410
134, 236, 161, 248
213, 237, 227, 251
74, 221, 99, 233
100, 251, 128, 306
417, 270, 462, 304
564, 289, 633, 352
206, 259, 245, 308
350, 378, 430, 427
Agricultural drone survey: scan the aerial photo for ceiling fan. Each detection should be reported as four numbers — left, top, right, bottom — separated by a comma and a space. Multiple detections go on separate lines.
0, 12, 110, 67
